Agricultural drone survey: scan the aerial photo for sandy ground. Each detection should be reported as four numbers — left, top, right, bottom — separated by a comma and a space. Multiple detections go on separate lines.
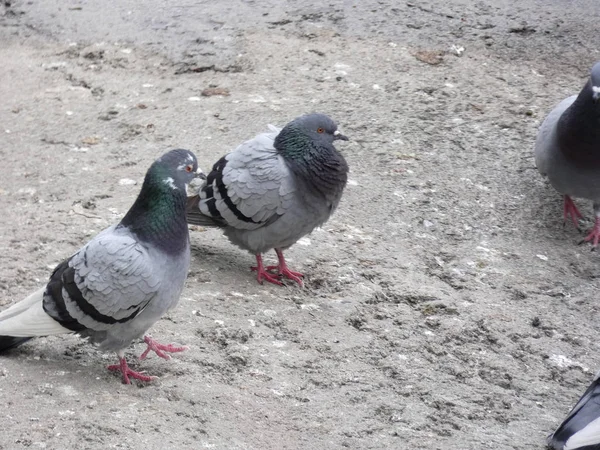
2, 1, 600, 449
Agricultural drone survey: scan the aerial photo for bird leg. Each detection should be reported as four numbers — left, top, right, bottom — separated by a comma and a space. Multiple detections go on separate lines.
251, 253, 283, 286
107, 350, 155, 384
582, 203, 600, 248
139, 335, 189, 361
564, 195, 583, 229
268, 249, 304, 286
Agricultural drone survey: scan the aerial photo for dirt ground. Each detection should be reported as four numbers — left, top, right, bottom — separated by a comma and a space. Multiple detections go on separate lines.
2, 1, 600, 449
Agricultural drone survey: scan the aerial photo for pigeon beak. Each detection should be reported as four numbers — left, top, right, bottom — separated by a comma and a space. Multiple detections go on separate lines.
333, 130, 349, 141
195, 169, 207, 181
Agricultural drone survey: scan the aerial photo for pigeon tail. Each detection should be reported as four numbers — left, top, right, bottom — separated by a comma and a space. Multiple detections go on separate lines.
0, 286, 71, 353
186, 194, 226, 227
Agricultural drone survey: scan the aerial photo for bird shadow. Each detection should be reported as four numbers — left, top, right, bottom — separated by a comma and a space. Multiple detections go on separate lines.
0, 337, 173, 387
189, 234, 284, 278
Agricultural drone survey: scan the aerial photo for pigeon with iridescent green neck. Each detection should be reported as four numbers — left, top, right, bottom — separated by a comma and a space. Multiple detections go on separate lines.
186, 113, 349, 286
0, 149, 201, 384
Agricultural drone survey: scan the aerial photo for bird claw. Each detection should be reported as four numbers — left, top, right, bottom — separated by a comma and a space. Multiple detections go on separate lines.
251, 266, 284, 286
251, 265, 304, 286
278, 268, 304, 286
107, 357, 156, 384
139, 335, 189, 361
582, 227, 600, 248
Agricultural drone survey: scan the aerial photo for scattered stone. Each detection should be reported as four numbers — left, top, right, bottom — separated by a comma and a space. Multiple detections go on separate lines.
18, 187, 36, 196
81, 136, 100, 145
413, 50, 444, 65
98, 110, 118, 121
263, 309, 277, 318
509, 23, 536, 35
83, 50, 104, 60
450, 44, 465, 56
248, 94, 266, 103
201, 87, 230, 97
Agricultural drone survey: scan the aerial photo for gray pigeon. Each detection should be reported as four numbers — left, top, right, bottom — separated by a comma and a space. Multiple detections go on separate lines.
548, 370, 600, 449
535, 62, 600, 246
0, 149, 200, 384
186, 113, 349, 286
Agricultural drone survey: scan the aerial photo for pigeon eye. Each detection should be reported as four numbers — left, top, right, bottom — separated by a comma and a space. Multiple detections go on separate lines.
185, 165, 194, 173
317, 128, 324, 133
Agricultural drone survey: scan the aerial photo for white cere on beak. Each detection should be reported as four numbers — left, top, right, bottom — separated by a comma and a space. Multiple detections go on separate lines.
334, 130, 342, 136
196, 168, 207, 180
163, 177, 178, 190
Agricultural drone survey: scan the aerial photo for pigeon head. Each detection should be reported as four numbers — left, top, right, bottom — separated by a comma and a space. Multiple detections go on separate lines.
591, 62, 600, 103
152, 148, 201, 190
273, 114, 349, 199
274, 113, 348, 158
120, 149, 200, 254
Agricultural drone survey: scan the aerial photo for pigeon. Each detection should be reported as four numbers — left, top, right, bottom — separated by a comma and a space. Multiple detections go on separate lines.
548, 370, 600, 450
535, 61, 600, 246
0, 149, 200, 384
186, 113, 349, 286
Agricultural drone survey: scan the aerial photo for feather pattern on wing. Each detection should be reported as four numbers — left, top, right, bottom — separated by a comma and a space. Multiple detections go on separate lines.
197, 127, 297, 231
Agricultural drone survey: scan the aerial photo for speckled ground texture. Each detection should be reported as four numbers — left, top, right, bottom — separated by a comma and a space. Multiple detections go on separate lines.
2, 1, 600, 449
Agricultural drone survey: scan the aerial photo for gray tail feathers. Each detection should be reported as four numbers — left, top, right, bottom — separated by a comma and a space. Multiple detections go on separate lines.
0, 336, 33, 352
186, 195, 224, 227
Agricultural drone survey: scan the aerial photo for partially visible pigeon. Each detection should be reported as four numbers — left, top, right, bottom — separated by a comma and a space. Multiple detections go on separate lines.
186, 113, 349, 286
535, 62, 600, 246
548, 370, 600, 450
0, 149, 200, 384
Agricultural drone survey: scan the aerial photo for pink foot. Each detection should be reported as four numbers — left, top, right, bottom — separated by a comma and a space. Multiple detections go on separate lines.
266, 265, 304, 285
583, 218, 600, 247
139, 335, 189, 361
107, 355, 155, 384
564, 195, 583, 228
272, 249, 304, 286
251, 254, 283, 286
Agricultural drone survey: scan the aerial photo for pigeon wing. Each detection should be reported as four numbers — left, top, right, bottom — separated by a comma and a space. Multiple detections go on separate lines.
198, 128, 296, 231
46, 228, 162, 332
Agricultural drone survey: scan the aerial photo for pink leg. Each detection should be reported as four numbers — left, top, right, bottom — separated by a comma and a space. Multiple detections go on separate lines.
583, 215, 600, 248
107, 352, 155, 384
564, 195, 583, 228
270, 249, 304, 286
251, 254, 283, 286
139, 335, 189, 361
